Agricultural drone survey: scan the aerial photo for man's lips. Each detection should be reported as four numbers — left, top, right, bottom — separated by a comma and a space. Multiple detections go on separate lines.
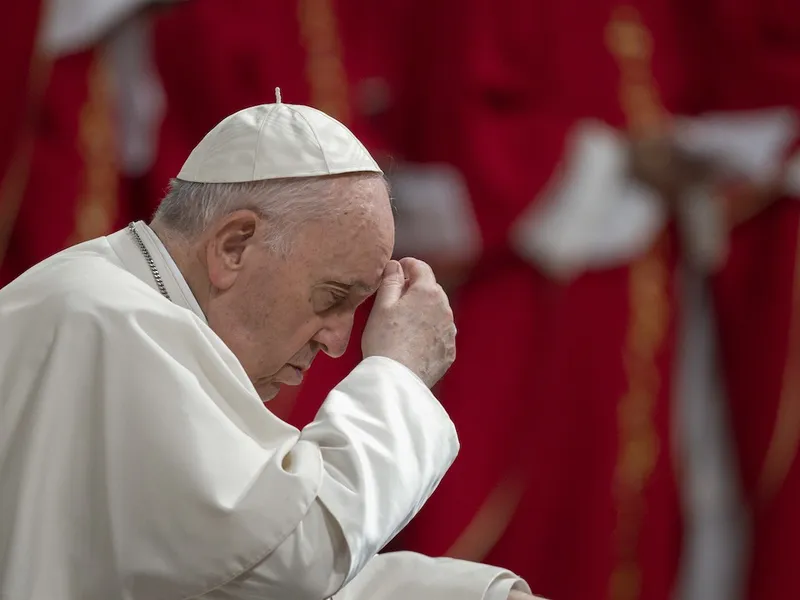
290, 362, 311, 374
279, 363, 309, 386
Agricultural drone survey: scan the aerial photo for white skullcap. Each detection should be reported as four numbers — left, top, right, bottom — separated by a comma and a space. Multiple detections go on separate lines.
178, 91, 381, 183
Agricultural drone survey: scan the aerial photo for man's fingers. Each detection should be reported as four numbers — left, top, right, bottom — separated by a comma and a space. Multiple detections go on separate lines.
398, 257, 436, 287
374, 260, 405, 308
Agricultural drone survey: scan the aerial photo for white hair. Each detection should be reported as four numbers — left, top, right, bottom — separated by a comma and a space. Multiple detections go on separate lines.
152, 173, 387, 254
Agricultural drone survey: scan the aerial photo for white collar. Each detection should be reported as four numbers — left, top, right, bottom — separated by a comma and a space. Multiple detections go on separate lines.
107, 221, 208, 324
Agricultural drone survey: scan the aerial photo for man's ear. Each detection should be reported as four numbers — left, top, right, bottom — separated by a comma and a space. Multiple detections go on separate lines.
206, 210, 260, 291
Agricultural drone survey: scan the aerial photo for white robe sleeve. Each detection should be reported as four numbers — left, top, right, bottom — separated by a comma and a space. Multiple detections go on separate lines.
199, 501, 350, 599
205, 521, 533, 600
199, 376, 525, 600
333, 552, 532, 600
202, 356, 462, 600
304, 357, 460, 581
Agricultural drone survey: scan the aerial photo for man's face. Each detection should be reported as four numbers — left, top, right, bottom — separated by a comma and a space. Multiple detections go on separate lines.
204, 177, 394, 401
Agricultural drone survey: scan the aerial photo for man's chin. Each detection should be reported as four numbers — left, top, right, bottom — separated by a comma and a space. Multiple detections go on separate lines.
258, 383, 281, 403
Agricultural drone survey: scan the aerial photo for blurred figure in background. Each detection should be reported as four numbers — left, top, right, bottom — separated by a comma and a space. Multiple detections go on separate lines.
388, 3, 690, 600
379, 3, 800, 600
0, 0, 181, 286
674, 0, 800, 598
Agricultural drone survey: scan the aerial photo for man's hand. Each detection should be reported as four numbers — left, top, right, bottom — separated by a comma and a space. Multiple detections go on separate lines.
362, 258, 457, 388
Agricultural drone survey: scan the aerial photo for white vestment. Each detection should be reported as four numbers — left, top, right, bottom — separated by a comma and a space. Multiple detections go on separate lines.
0, 223, 530, 600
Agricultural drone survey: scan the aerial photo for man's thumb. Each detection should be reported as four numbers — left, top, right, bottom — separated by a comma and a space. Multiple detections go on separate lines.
375, 260, 405, 307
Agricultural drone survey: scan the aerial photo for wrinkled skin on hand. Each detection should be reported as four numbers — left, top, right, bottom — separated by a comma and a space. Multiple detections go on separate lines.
362, 258, 457, 389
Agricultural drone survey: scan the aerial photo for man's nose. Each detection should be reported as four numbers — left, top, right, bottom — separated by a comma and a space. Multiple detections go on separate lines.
313, 311, 355, 358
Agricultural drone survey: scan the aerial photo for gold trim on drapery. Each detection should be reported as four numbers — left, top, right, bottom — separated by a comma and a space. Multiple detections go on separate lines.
297, 0, 350, 124
606, 6, 671, 599
67, 50, 119, 245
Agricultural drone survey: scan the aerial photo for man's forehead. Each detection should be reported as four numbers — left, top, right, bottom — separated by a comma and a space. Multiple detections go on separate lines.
310, 241, 389, 296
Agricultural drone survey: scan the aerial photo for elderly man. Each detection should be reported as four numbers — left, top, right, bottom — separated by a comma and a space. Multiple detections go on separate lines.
0, 101, 536, 600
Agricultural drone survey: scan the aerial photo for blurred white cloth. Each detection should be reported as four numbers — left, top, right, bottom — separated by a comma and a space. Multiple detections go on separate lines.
390, 164, 481, 260
673, 269, 748, 600
40, 0, 179, 56
512, 120, 666, 279
514, 111, 800, 279
40, 1, 178, 177
106, 13, 166, 177
673, 108, 798, 185
671, 109, 800, 272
